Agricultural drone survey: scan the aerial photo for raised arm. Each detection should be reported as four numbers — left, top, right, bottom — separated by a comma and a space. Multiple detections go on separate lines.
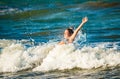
69, 17, 88, 42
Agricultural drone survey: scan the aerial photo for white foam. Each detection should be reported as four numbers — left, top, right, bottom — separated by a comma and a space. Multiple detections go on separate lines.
0, 39, 17, 48
0, 39, 32, 48
0, 38, 120, 73
0, 43, 25, 72
0, 41, 55, 72
0, 7, 22, 15
33, 43, 120, 72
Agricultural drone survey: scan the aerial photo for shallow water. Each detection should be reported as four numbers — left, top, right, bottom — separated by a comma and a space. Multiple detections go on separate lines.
0, 0, 120, 79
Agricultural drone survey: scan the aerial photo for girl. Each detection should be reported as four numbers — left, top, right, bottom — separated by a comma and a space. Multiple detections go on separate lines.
59, 17, 88, 45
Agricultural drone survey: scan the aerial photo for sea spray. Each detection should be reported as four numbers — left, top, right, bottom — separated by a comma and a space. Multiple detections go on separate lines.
0, 42, 55, 73
33, 43, 120, 72
0, 43, 25, 72
0, 40, 120, 73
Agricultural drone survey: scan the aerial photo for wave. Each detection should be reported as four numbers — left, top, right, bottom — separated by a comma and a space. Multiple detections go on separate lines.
0, 38, 120, 73
33, 43, 120, 72
0, 40, 55, 73
0, 6, 22, 15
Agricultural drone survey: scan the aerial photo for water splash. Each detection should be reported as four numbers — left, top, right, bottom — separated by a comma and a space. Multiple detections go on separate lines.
0, 38, 119, 73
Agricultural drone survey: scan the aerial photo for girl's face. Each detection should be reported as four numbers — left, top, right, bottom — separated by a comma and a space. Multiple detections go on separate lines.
64, 30, 71, 39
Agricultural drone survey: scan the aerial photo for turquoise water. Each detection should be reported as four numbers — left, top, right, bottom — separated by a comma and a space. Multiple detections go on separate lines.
0, 0, 120, 79
0, 0, 120, 43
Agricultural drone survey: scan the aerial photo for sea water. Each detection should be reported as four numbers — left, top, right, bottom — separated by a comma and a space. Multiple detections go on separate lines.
0, 0, 120, 79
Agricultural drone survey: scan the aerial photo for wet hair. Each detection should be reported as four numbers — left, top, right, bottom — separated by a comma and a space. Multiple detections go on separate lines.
66, 28, 74, 35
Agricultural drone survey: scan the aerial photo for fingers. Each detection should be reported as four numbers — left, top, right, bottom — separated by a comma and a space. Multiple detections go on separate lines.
82, 17, 88, 23
84, 16, 88, 21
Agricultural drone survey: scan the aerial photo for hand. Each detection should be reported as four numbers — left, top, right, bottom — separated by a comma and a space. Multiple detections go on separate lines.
82, 17, 88, 23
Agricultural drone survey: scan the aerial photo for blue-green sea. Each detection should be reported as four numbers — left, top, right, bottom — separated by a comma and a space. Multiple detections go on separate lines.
0, 0, 120, 79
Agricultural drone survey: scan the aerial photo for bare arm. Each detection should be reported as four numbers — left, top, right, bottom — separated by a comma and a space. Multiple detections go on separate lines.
69, 17, 88, 42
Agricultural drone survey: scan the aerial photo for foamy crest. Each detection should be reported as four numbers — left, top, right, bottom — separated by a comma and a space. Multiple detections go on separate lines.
0, 7, 22, 15
0, 39, 120, 73
33, 43, 120, 72
0, 43, 25, 72
0, 39, 17, 48
0, 39, 33, 48
0, 42, 55, 73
